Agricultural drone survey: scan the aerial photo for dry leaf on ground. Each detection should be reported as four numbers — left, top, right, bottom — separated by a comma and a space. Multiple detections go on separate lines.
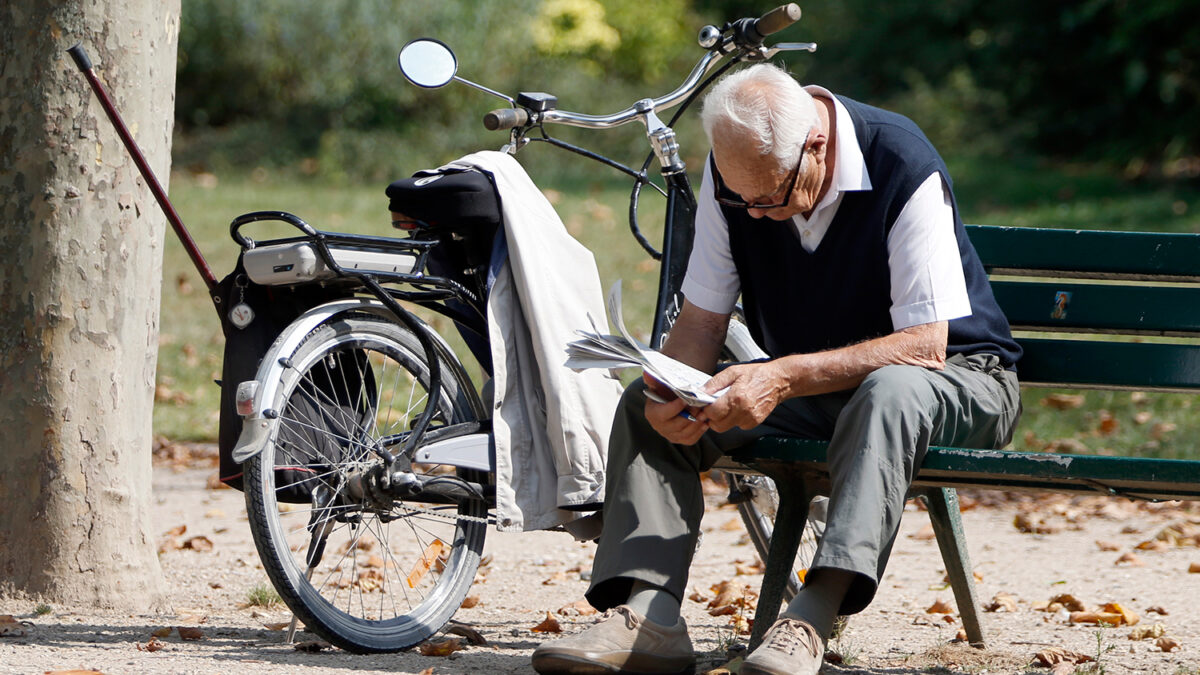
1101, 602, 1139, 626
1188, 562, 1200, 573
1115, 551, 1144, 566
1156, 636, 1181, 652
557, 599, 597, 616
263, 622, 290, 631
0, 615, 27, 638
926, 599, 955, 614
734, 558, 765, 575
460, 595, 480, 609
531, 611, 562, 633
1048, 594, 1087, 612
1095, 540, 1121, 551
1129, 622, 1167, 640
445, 622, 487, 646
707, 580, 757, 616
1033, 646, 1094, 666
182, 536, 213, 552
1040, 394, 1085, 410
1014, 513, 1059, 534
1146, 605, 1169, 615
176, 626, 205, 640
137, 636, 165, 652
1069, 611, 1125, 626
418, 669, 434, 675
985, 592, 1019, 612
150, 627, 172, 638
418, 637, 463, 656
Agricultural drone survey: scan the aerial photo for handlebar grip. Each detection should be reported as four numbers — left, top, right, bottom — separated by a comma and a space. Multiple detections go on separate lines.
483, 108, 529, 131
755, 3, 802, 37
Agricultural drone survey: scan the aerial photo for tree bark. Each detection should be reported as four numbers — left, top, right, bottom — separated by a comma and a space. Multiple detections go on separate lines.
0, 0, 180, 609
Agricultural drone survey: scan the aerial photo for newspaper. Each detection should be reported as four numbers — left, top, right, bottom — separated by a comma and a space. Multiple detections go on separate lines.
565, 281, 727, 407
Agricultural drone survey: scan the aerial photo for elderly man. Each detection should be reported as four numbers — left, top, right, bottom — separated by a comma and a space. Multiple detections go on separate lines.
532, 63, 1022, 675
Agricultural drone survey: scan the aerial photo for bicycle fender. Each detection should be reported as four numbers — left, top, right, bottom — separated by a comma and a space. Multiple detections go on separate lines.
230, 297, 464, 464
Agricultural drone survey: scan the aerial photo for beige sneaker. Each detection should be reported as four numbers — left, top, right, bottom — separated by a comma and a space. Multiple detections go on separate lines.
741, 617, 825, 675
531, 605, 695, 674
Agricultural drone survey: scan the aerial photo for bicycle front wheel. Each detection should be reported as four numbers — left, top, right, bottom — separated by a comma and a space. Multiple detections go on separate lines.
243, 314, 487, 653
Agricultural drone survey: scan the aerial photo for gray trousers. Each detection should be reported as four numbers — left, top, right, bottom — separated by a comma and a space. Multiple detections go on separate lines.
585, 353, 1021, 615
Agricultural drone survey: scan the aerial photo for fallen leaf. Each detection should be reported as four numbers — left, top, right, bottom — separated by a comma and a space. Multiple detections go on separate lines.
1189, 562, 1200, 574
204, 509, 226, 519
1097, 411, 1119, 435
138, 636, 166, 652
953, 628, 968, 642
1069, 611, 1124, 626
926, 599, 955, 614
151, 626, 172, 638
1095, 540, 1121, 552
1129, 622, 1166, 640
542, 570, 568, 585
165, 525, 187, 537
1115, 552, 1145, 566
418, 669, 434, 675
1146, 605, 1169, 615
1033, 646, 1094, 666
1156, 636, 1181, 652
460, 596, 480, 609
418, 637, 463, 656
984, 592, 1018, 612
1101, 602, 1139, 626
1041, 394, 1085, 410
707, 580, 758, 616
406, 539, 446, 589
294, 640, 332, 652
1014, 513, 1059, 534
531, 612, 562, 633
0, 615, 27, 637
176, 626, 205, 641
734, 558, 765, 576
688, 590, 709, 604
557, 599, 597, 616
1049, 594, 1087, 612
264, 622, 290, 631
1135, 539, 1169, 552
728, 613, 752, 635
444, 622, 487, 646
182, 536, 214, 552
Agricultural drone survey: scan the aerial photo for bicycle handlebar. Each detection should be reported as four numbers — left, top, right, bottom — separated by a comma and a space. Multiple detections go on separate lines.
489, 4, 809, 133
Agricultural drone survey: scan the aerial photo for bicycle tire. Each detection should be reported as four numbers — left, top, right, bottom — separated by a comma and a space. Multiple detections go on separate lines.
721, 317, 825, 603
243, 314, 487, 653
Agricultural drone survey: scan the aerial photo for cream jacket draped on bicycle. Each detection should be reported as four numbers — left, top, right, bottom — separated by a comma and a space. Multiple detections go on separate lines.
440, 150, 624, 533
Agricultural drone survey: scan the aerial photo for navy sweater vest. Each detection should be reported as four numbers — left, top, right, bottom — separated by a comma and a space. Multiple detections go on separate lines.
716, 95, 1021, 368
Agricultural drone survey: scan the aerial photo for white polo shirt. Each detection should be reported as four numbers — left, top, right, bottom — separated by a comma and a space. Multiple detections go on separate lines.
681, 86, 972, 331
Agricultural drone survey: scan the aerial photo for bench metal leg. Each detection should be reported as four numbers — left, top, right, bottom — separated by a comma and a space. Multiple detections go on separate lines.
748, 478, 809, 651
918, 487, 987, 647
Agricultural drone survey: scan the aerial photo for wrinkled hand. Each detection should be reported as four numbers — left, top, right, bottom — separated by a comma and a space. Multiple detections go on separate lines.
696, 362, 787, 432
642, 374, 708, 445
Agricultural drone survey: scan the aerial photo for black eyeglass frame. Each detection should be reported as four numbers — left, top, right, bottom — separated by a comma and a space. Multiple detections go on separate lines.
712, 141, 807, 210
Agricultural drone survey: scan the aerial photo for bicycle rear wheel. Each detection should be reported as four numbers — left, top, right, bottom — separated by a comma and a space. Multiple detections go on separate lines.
243, 314, 487, 653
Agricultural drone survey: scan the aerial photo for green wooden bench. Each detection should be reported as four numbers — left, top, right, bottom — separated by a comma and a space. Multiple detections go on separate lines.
723, 224, 1200, 649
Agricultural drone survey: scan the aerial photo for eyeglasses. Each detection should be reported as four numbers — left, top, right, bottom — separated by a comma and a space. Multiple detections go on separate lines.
713, 142, 806, 210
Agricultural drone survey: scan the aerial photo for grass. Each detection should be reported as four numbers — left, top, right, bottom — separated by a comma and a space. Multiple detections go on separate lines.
244, 582, 282, 608
157, 155, 1200, 460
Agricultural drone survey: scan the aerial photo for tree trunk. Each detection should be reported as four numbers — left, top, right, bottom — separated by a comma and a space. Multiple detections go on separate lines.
0, 0, 180, 609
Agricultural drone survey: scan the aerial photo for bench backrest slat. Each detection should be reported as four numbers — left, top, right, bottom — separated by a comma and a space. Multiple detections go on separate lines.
967, 225, 1200, 281
1018, 338, 1200, 391
990, 280, 1200, 335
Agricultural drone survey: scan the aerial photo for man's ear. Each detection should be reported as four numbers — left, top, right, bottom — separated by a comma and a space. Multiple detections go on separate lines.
808, 133, 829, 164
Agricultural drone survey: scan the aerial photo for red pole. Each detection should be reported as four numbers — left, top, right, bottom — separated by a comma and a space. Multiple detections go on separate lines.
67, 43, 219, 293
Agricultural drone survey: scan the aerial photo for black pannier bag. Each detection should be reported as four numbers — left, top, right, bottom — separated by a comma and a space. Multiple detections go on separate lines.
214, 257, 373, 503
386, 167, 503, 374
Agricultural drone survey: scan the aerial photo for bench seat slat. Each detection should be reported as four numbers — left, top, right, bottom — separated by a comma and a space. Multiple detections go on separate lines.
730, 437, 1200, 501
1017, 338, 1200, 390
991, 281, 1200, 335
967, 225, 1200, 280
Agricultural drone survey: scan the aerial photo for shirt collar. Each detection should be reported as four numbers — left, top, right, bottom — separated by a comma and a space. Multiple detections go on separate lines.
804, 85, 872, 210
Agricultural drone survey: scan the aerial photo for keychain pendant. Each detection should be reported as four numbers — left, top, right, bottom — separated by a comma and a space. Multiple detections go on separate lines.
229, 302, 255, 329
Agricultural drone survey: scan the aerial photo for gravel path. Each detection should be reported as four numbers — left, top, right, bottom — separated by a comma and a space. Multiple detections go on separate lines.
2, 456, 1197, 675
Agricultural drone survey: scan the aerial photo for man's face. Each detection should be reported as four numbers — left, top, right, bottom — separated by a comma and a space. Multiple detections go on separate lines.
712, 128, 822, 221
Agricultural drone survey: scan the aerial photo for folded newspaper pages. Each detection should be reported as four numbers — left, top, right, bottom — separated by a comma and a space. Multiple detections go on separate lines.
564, 281, 727, 407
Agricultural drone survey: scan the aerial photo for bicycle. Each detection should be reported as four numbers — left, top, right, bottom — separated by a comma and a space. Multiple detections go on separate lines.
72, 3, 824, 655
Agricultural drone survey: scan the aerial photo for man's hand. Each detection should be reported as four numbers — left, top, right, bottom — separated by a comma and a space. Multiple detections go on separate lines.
695, 361, 788, 432
643, 374, 709, 445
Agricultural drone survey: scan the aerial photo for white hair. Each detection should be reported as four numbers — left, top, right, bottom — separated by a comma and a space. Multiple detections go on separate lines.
700, 63, 817, 169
